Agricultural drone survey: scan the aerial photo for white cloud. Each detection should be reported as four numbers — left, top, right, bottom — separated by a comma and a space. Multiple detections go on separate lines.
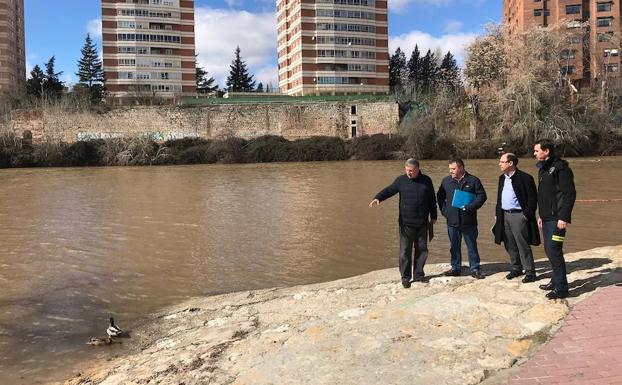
87, 18, 102, 39
389, 30, 478, 65
225, 0, 244, 6
195, 7, 277, 89
443, 20, 463, 34
389, 0, 413, 13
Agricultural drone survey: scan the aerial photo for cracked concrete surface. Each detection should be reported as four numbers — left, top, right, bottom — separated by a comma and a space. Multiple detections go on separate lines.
59, 246, 622, 385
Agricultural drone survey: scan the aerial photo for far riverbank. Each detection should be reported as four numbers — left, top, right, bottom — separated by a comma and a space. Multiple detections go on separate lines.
2, 133, 620, 169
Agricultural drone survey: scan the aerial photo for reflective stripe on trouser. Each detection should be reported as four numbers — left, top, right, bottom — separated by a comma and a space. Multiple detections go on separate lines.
542, 220, 569, 292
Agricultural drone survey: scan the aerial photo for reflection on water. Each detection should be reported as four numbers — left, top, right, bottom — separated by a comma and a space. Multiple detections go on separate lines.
0, 157, 620, 384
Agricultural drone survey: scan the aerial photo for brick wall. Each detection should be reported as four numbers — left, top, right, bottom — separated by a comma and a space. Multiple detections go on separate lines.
8, 102, 399, 143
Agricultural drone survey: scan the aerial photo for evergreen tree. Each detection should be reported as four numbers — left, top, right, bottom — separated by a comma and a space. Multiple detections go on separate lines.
225, 46, 256, 92
26, 65, 46, 98
407, 45, 421, 85
76, 34, 106, 103
419, 50, 439, 92
389, 47, 407, 91
256, 82, 264, 92
438, 51, 461, 90
43, 56, 65, 99
196, 57, 218, 93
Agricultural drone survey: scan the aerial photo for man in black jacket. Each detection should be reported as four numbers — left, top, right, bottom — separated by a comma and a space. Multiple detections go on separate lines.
437, 158, 487, 279
369, 159, 437, 288
534, 140, 576, 299
493, 153, 541, 283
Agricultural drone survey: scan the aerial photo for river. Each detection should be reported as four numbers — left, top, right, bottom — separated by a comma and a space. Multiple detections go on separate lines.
0, 157, 620, 384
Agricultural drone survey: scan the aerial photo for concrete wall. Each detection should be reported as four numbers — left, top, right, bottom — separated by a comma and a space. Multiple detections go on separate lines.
9, 101, 399, 143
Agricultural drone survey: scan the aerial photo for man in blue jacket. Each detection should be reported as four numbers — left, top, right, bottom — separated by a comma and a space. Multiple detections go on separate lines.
437, 158, 487, 279
369, 159, 437, 288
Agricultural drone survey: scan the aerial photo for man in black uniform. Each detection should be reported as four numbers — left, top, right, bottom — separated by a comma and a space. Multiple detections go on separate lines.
533, 140, 576, 299
370, 159, 437, 288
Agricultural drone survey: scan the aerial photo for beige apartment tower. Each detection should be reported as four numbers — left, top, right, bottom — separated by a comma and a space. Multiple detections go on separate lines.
277, 0, 390, 96
101, 0, 196, 98
504, 0, 621, 85
0, 0, 25, 95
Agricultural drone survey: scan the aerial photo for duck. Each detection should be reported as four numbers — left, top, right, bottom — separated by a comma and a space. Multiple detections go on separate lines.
106, 317, 127, 338
86, 337, 114, 346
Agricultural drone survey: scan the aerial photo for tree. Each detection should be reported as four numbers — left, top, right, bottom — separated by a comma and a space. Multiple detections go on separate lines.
43, 56, 65, 99
438, 51, 461, 90
389, 47, 407, 91
407, 45, 421, 85
196, 57, 218, 94
463, 25, 506, 89
76, 34, 106, 103
226, 46, 256, 92
256, 82, 264, 92
419, 50, 439, 92
26, 65, 46, 98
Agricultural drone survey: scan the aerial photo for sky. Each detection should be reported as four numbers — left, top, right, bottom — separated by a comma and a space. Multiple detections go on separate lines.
24, 0, 502, 89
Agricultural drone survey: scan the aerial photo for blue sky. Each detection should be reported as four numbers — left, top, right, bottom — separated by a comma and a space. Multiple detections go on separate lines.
25, 0, 502, 88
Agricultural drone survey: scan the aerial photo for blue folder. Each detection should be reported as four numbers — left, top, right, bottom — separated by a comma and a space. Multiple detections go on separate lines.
452, 190, 476, 209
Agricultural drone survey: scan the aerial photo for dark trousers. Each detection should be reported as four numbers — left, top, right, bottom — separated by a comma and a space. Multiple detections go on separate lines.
399, 224, 428, 281
447, 225, 480, 272
542, 220, 569, 292
504, 212, 536, 275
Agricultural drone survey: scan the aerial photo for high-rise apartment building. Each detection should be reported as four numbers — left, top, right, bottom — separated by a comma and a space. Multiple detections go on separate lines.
101, 0, 196, 98
0, 0, 25, 95
503, 0, 621, 85
276, 0, 389, 96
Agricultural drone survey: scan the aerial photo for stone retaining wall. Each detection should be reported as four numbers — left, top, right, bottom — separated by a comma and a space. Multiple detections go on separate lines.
9, 101, 399, 143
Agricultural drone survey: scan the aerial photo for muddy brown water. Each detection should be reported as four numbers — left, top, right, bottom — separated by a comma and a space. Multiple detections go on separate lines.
0, 157, 620, 384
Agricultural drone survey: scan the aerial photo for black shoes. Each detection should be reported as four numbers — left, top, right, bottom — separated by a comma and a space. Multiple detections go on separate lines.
402, 279, 411, 288
539, 282, 555, 291
546, 289, 569, 300
471, 270, 485, 279
506, 271, 523, 280
522, 274, 536, 283
444, 269, 461, 277
413, 274, 426, 282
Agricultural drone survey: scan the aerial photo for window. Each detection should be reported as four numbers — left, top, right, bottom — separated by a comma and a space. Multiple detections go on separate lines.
566, 5, 581, 14
566, 36, 581, 44
560, 49, 576, 59
598, 32, 613, 42
604, 49, 619, 57
605, 63, 619, 72
597, 2, 612, 12
534, 9, 550, 16
560, 65, 575, 75
597, 17, 613, 27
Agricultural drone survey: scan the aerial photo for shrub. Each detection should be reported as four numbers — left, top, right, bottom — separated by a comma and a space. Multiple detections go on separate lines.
33, 141, 67, 167
285, 136, 347, 162
177, 145, 217, 164
64, 140, 104, 166
208, 137, 248, 163
245, 135, 290, 163
349, 134, 405, 160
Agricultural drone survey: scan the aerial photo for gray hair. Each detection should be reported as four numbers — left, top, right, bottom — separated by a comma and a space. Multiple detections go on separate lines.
404, 158, 420, 168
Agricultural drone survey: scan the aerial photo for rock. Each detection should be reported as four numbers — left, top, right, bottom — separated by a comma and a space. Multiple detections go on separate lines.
58, 245, 622, 385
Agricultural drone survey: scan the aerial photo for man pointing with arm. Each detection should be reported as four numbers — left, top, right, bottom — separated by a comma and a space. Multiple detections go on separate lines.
369, 159, 437, 288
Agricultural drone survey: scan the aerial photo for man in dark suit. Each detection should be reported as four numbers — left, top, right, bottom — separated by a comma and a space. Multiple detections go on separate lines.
369, 159, 437, 288
493, 153, 541, 283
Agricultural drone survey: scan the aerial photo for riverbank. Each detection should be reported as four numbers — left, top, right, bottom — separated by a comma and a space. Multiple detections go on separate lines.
58, 245, 622, 385
3, 133, 620, 169
0, 133, 498, 168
